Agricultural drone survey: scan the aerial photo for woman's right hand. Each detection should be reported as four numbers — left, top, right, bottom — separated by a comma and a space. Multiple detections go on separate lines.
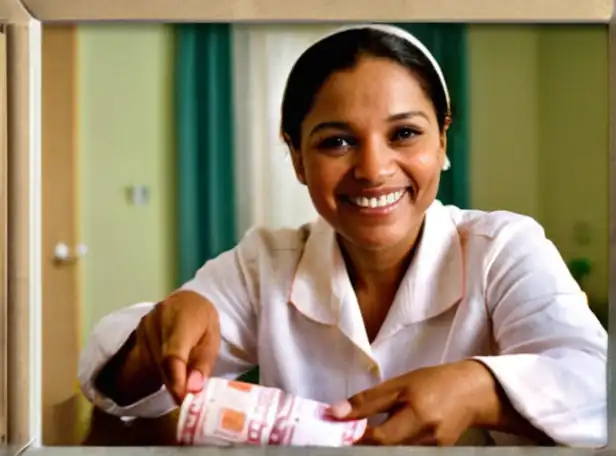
96, 291, 221, 406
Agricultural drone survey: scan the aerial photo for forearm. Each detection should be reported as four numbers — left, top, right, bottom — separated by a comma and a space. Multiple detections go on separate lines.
95, 330, 163, 406
460, 360, 555, 445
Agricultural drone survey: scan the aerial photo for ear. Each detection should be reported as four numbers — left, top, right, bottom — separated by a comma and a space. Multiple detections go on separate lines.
439, 118, 450, 167
439, 131, 448, 168
440, 116, 451, 151
284, 135, 307, 185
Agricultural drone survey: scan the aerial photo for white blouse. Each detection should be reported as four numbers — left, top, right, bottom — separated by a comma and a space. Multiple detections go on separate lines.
78, 201, 607, 447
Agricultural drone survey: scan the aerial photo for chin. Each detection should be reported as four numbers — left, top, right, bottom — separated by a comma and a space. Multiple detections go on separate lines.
341, 226, 409, 251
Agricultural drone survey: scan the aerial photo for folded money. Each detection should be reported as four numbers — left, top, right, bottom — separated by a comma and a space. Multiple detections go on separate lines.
177, 377, 367, 447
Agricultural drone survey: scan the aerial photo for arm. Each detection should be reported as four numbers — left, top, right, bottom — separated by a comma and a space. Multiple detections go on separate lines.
471, 218, 607, 447
455, 359, 555, 445
78, 231, 262, 419
78, 301, 176, 418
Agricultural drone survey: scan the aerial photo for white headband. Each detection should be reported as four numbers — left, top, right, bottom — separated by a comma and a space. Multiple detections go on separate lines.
313, 24, 452, 171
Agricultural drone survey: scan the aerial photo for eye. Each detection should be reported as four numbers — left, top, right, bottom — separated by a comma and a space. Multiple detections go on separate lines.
391, 126, 420, 142
317, 136, 355, 150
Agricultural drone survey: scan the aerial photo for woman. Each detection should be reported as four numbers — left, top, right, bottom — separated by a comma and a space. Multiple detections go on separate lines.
79, 24, 607, 447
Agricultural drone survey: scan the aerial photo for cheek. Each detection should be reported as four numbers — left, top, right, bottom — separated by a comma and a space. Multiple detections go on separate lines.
303, 155, 342, 188
406, 148, 442, 182
302, 156, 345, 206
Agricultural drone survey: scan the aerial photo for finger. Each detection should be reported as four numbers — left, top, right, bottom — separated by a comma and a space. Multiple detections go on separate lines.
330, 390, 399, 420
186, 370, 205, 393
360, 407, 422, 446
161, 355, 189, 404
188, 315, 221, 381
331, 375, 408, 419
159, 312, 209, 401
139, 311, 164, 376
160, 336, 198, 403
139, 309, 187, 403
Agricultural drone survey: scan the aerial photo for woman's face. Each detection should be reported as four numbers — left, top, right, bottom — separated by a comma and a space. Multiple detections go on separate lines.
290, 56, 447, 251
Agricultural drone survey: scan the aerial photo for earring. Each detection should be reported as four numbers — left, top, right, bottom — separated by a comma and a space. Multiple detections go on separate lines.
442, 156, 451, 171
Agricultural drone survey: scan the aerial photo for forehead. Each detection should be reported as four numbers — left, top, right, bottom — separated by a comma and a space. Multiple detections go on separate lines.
304, 57, 434, 123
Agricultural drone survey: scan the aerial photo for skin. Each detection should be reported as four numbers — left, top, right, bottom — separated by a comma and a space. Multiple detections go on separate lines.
96, 55, 554, 446
288, 57, 446, 340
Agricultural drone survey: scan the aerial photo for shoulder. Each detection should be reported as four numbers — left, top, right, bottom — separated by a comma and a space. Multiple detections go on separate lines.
442, 205, 577, 297
183, 222, 316, 303
236, 222, 312, 259
225, 221, 318, 278
445, 204, 546, 245
442, 204, 566, 280
443, 205, 552, 267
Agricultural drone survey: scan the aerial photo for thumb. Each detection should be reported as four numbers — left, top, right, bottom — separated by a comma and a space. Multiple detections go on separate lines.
187, 326, 221, 392
329, 390, 399, 420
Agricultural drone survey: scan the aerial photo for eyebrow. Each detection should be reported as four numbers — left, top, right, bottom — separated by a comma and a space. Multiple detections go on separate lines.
309, 111, 430, 137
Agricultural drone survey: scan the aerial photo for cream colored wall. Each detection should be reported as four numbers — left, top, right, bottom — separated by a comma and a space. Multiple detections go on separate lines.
467, 26, 541, 219
537, 26, 609, 304
467, 24, 608, 303
77, 24, 176, 343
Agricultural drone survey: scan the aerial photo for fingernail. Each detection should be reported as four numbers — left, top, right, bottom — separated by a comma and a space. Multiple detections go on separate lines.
329, 401, 352, 418
186, 370, 204, 392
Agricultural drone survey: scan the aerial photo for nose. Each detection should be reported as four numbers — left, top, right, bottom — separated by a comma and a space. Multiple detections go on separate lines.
352, 139, 395, 184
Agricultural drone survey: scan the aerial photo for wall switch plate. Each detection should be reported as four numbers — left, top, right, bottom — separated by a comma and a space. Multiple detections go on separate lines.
126, 185, 150, 206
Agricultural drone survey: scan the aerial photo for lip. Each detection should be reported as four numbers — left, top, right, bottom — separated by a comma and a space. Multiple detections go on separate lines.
340, 188, 409, 217
343, 186, 410, 199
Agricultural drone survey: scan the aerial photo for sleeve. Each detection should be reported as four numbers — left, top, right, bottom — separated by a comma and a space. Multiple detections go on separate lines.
472, 218, 607, 448
78, 229, 262, 419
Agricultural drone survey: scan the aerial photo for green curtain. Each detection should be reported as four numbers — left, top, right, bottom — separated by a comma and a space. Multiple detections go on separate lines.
394, 23, 469, 208
175, 24, 237, 285
175, 23, 260, 384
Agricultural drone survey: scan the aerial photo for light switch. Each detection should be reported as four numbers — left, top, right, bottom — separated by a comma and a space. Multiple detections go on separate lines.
126, 185, 150, 206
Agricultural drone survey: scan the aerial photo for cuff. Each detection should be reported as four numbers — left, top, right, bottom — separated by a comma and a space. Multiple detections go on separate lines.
472, 354, 606, 448
78, 302, 177, 418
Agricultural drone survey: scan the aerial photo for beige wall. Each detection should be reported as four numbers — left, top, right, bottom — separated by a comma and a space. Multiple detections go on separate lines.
468, 24, 609, 304
77, 24, 176, 343
538, 26, 609, 305
467, 26, 541, 219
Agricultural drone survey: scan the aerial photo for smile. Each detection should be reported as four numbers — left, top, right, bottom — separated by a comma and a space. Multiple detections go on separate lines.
349, 190, 406, 209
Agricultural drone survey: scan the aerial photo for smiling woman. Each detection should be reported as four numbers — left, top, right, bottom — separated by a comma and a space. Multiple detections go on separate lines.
282, 26, 452, 266
78, 23, 607, 448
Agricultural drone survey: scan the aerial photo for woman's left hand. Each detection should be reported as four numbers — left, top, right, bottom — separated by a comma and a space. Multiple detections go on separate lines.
328, 360, 495, 446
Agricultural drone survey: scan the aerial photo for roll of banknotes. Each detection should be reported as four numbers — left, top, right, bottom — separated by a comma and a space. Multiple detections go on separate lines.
177, 377, 367, 447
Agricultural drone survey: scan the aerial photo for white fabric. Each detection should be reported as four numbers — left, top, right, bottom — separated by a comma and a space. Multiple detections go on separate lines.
232, 24, 334, 236
78, 201, 607, 447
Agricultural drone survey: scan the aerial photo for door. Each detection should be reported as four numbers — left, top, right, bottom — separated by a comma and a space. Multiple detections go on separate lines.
41, 23, 84, 445
0, 22, 7, 448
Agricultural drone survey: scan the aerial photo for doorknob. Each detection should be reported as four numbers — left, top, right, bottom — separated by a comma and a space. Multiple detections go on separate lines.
53, 242, 88, 264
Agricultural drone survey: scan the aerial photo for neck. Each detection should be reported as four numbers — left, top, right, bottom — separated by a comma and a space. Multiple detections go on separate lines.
339, 220, 424, 293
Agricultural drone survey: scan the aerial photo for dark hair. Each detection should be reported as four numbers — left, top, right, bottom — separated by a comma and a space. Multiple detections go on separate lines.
280, 28, 450, 150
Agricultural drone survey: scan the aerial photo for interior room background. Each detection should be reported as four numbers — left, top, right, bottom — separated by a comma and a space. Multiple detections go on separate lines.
40, 22, 609, 444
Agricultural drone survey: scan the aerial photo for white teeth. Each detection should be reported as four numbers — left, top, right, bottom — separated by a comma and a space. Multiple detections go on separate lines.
351, 191, 405, 209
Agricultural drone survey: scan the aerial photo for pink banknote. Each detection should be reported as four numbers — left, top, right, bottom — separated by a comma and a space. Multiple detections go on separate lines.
177, 378, 367, 447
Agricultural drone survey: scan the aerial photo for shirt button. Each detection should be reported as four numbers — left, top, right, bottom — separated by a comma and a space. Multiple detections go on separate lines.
365, 359, 379, 375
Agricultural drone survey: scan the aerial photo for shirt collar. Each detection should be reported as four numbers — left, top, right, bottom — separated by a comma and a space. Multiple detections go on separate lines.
289, 200, 465, 352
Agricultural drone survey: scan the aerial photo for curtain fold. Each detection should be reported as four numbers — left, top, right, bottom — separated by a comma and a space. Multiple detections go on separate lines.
175, 23, 259, 384
175, 24, 236, 285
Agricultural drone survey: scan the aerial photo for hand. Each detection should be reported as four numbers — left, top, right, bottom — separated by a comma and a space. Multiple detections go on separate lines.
99, 291, 221, 405
329, 360, 491, 446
